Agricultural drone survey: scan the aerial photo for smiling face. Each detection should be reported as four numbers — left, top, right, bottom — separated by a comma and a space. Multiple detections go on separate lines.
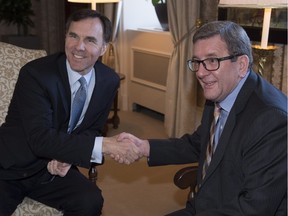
65, 17, 107, 75
193, 35, 249, 102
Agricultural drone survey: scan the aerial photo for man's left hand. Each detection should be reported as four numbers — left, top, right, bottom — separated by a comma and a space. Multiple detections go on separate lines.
47, 159, 72, 177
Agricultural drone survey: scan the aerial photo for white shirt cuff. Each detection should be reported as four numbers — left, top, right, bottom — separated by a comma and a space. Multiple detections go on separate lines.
91, 136, 103, 163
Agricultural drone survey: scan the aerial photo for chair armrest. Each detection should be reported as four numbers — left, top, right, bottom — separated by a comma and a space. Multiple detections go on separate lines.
174, 164, 198, 189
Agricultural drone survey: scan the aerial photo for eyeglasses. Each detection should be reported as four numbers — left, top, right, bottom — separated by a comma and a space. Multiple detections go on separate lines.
187, 54, 243, 72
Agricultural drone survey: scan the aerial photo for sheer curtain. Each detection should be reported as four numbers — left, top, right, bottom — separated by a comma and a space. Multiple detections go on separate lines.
165, 0, 200, 137
101, 2, 122, 73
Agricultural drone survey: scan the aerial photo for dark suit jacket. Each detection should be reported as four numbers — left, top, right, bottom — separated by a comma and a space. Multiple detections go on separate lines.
148, 71, 287, 215
0, 53, 120, 180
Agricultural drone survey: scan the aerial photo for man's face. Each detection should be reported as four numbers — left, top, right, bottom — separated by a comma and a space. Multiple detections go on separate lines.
193, 35, 247, 102
65, 18, 107, 75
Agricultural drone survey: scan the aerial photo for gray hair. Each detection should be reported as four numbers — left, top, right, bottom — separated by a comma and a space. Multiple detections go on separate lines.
193, 21, 253, 69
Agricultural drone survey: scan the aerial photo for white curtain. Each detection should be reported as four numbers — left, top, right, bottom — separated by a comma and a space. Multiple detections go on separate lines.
165, 0, 200, 137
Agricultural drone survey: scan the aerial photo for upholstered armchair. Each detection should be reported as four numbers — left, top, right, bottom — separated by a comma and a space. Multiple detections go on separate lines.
0, 42, 63, 215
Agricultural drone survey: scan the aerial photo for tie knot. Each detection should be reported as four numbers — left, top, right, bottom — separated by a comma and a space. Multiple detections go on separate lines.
79, 77, 87, 86
214, 103, 221, 121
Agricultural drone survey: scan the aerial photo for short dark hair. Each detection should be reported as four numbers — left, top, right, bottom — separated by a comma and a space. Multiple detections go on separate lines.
193, 21, 253, 69
66, 9, 112, 43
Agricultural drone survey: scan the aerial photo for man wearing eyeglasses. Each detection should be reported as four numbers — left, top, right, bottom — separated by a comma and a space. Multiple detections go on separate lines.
116, 21, 287, 215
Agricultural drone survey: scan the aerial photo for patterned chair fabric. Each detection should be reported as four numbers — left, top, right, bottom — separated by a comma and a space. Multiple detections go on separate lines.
0, 42, 63, 215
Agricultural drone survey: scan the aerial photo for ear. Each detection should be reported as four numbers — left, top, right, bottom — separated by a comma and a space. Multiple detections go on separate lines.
238, 55, 249, 78
100, 43, 108, 56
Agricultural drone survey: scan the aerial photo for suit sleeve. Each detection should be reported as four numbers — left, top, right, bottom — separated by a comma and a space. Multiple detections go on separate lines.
148, 125, 202, 166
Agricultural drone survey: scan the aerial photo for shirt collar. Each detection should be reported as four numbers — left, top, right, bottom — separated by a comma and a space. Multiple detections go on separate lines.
219, 70, 250, 112
66, 60, 93, 87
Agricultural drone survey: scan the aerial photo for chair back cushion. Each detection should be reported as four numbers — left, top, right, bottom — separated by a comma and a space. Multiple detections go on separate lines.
0, 42, 47, 124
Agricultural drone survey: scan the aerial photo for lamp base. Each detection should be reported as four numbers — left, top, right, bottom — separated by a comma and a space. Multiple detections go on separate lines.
252, 45, 277, 83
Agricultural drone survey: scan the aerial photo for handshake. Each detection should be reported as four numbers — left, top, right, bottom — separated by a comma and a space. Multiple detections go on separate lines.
102, 132, 150, 165
47, 133, 149, 177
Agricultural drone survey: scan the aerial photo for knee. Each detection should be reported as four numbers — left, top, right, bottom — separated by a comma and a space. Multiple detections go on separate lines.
83, 188, 103, 214
87, 188, 104, 213
71, 187, 104, 215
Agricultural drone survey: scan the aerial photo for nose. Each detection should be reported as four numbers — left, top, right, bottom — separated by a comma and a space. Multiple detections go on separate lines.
196, 62, 210, 78
75, 39, 85, 50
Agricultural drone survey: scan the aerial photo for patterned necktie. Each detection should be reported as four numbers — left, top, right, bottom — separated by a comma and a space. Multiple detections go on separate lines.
202, 103, 221, 179
69, 77, 87, 133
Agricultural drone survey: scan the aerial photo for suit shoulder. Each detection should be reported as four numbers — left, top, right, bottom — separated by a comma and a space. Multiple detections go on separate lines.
95, 61, 120, 83
240, 72, 287, 117
24, 52, 65, 69
255, 75, 287, 113
19, 53, 66, 80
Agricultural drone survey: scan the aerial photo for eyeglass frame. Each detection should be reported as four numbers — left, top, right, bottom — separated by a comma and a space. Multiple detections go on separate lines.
187, 54, 243, 72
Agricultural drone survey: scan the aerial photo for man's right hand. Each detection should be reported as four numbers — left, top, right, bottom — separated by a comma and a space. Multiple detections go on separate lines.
102, 134, 147, 164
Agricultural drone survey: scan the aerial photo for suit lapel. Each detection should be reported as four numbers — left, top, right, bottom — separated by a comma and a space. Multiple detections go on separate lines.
57, 56, 71, 116
74, 63, 108, 131
199, 71, 258, 186
197, 102, 214, 183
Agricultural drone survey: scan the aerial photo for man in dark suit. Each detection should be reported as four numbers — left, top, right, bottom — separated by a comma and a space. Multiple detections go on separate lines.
0, 9, 139, 215
117, 21, 287, 215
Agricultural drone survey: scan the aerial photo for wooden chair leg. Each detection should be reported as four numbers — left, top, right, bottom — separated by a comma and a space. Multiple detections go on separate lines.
89, 163, 98, 183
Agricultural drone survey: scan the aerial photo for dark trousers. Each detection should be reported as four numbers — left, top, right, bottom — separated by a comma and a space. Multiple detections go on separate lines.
0, 167, 103, 216
166, 200, 195, 216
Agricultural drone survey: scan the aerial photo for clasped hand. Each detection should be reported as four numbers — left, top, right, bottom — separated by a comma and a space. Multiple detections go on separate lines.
103, 132, 149, 165
47, 133, 149, 177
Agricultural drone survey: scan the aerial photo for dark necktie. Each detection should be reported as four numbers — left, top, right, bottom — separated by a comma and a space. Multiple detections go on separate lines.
202, 103, 221, 179
68, 77, 87, 133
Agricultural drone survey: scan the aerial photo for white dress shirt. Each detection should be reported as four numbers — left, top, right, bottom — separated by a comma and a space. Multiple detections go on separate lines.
66, 60, 103, 163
